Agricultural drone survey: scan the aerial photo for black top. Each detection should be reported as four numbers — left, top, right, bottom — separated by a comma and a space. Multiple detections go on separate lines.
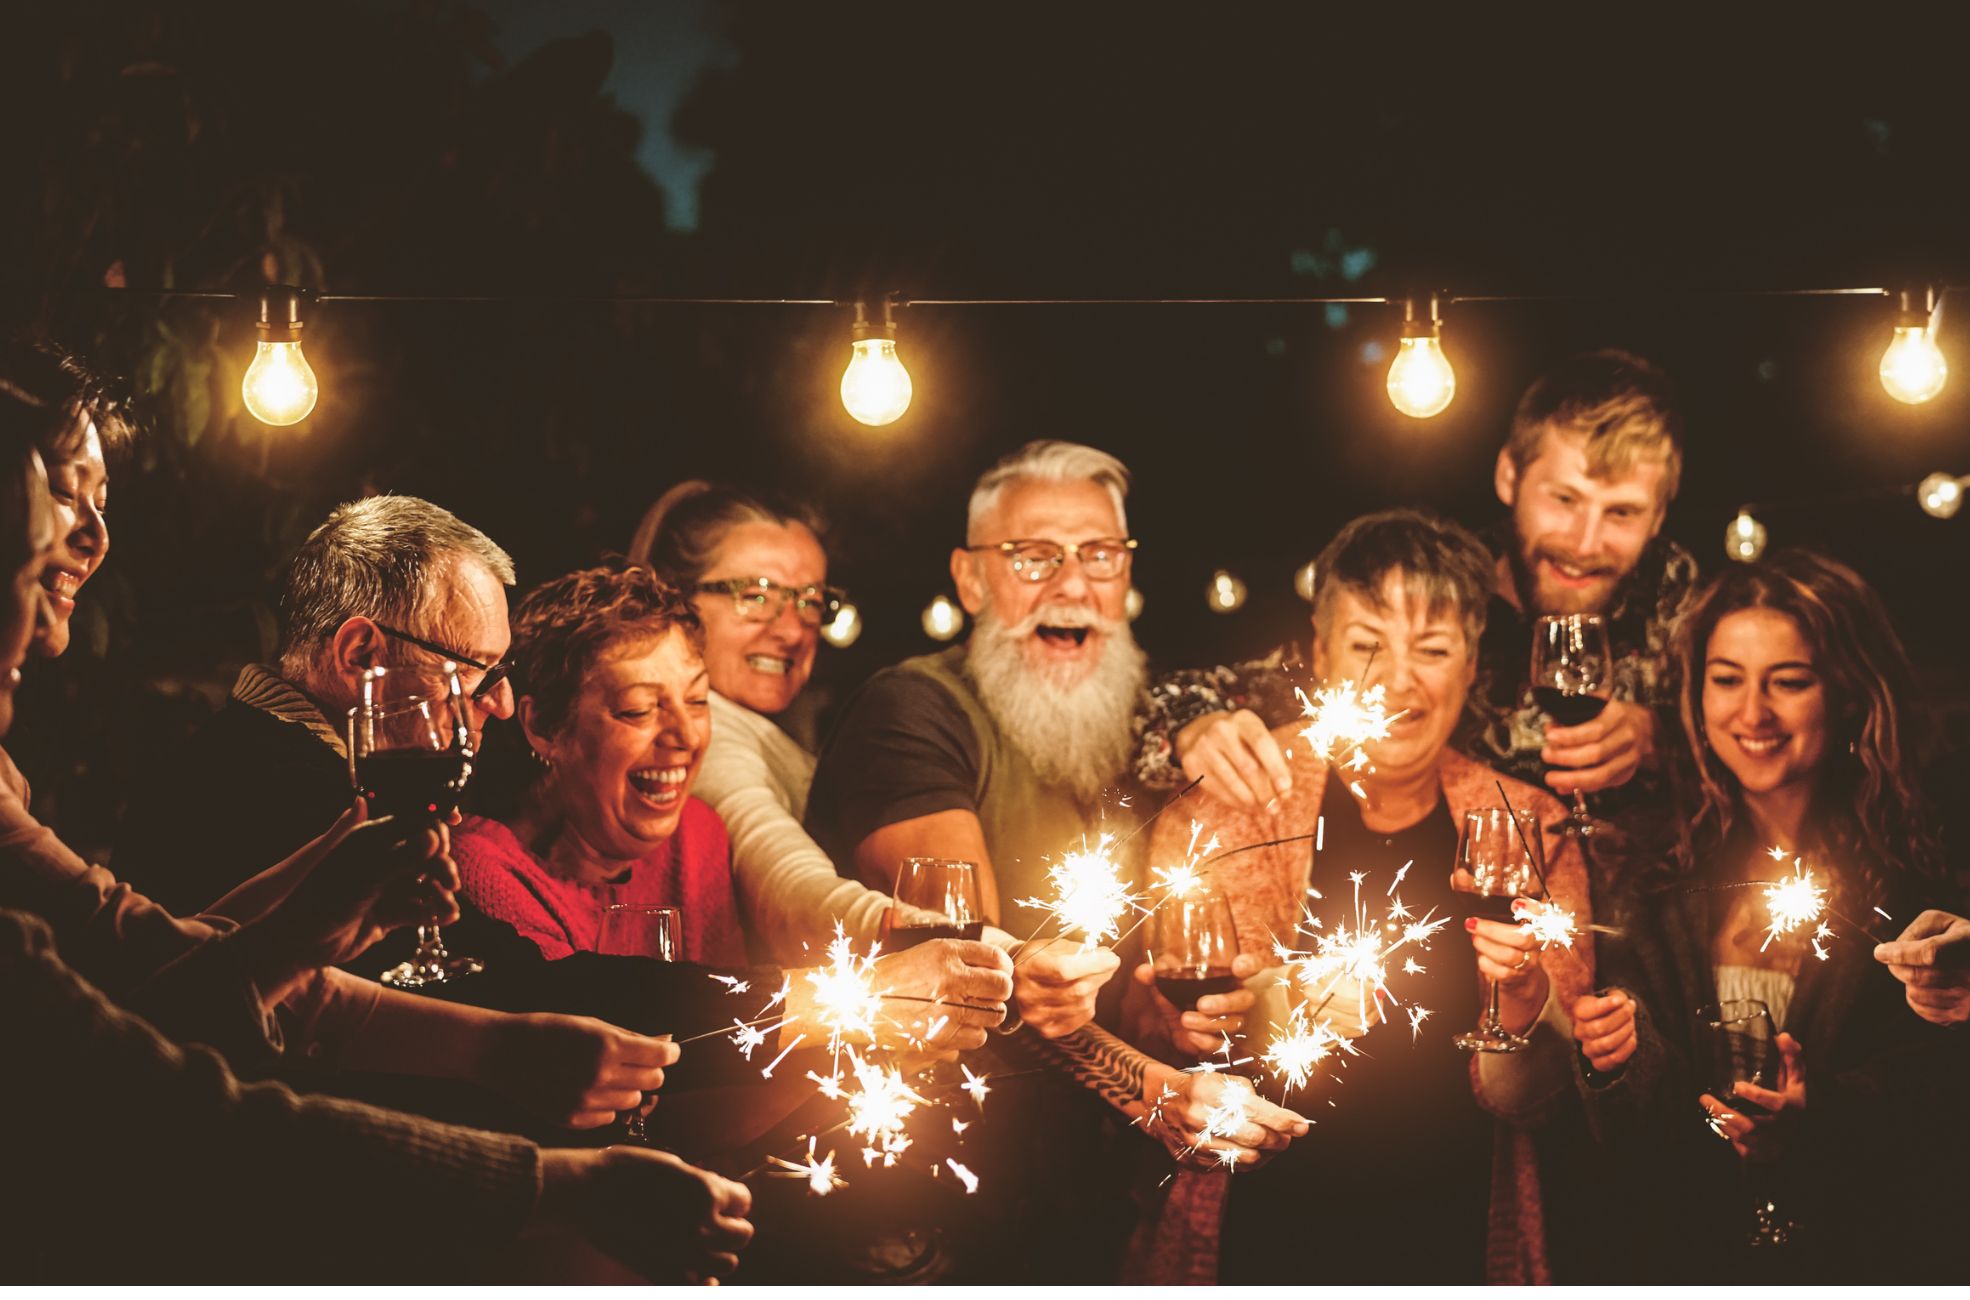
805, 668, 980, 870
1221, 782, 1493, 1285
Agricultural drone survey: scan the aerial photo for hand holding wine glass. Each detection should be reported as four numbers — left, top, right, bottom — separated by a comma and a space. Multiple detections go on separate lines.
1695, 1000, 1804, 1247
1144, 884, 1258, 1058
1531, 613, 1612, 833
596, 904, 681, 1144
1453, 807, 1545, 1053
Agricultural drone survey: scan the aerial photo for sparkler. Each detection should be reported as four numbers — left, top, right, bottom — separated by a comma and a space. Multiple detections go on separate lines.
1261, 1001, 1357, 1090
1278, 868, 1450, 1030
1016, 831, 1144, 948
1761, 851, 1833, 960
765, 1137, 845, 1196
1297, 678, 1405, 798
1513, 898, 1579, 950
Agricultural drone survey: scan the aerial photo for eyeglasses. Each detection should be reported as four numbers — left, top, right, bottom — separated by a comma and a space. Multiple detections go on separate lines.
964, 537, 1138, 584
372, 622, 511, 703
694, 578, 847, 627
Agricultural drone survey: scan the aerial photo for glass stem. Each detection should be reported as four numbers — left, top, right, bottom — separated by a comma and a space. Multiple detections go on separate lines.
1485, 977, 1505, 1032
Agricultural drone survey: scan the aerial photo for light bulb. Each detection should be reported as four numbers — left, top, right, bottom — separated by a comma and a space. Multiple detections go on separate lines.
922, 594, 963, 641
1386, 295, 1455, 419
820, 601, 862, 648
1918, 472, 1965, 520
1724, 510, 1768, 563
1880, 286, 1947, 405
1293, 560, 1317, 604
1124, 587, 1144, 621
840, 299, 912, 426
1206, 569, 1247, 614
241, 285, 318, 426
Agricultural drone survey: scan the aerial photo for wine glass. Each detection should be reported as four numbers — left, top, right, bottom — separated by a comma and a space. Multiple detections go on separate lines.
1695, 998, 1798, 1248
349, 665, 484, 990
599, 904, 681, 1143
888, 858, 984, 949
1530, 613, 1613, 836
1147, 885, 1241, 1015
1452, 807, 1543, 1053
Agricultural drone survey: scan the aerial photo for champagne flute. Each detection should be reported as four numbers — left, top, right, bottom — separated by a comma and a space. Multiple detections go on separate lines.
1453, 807, 1543, 1053
599, 904, 681, 1143
1531, 613, 1613, 836
888, 858, 985, 948
1147, 884, 1241, 1013
1696, 998, 1798, 1248
350, 666, 484, 990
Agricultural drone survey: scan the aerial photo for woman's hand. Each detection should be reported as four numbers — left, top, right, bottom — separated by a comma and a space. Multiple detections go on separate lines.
1570, 990, 1637, 1074
478, 1012, 680, 1130
1134, 953, 1265, 1060
1013, 938, 1120, 1039
1875, 910, 1970, 1026
1466, 908, 1548, 1032
1141, 1070, 1309, 1171
866, 939, 1014, 1052
1700, 1032, 1807, 1162
536, 1145, 753, 1284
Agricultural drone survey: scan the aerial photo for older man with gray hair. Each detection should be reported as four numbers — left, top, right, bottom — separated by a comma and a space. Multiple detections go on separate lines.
118, 494, 519, 916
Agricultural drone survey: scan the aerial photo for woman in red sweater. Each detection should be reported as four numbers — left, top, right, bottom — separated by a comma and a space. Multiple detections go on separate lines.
454, 565, 748, 967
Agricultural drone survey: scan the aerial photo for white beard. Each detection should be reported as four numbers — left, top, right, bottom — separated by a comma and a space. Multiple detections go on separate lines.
963, 598, 1147, 805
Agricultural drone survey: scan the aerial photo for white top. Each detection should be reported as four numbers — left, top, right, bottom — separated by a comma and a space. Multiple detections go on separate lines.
1714, 964, 1796, 1033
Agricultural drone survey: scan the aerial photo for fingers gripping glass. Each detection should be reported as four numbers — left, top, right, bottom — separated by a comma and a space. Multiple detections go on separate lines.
1453, 808, 1545, 1054
372, 621, 511, 703
693, 578, 847, 627
1696, 998, 1798, 1248
964, 537, 1138, 583
598, 904, 682, 1144
348, 665, 485, 990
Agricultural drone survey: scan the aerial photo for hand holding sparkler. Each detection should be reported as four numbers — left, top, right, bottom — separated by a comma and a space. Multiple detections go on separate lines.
536, 1144, 753, 1284
862, 939, 1013, 1052
1143, 1070, 1309, 1171
1570, 989, 1638, 1074
1011, 937, 1120, 1038
1875, 910, 1970, 1026
1173, 708, 1294, 808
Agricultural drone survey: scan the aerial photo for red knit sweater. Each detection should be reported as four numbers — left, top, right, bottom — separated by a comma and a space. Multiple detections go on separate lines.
453, 802, 747, 967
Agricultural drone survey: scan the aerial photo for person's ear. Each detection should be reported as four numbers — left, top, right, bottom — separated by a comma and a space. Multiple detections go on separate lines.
327, 617, 387, 687
952, 547, 987, 615
517, 695, 556, 762
1494, 447, 1520, 508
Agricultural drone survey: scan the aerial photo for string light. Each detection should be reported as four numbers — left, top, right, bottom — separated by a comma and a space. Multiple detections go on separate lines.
1880, 286, 1947, 405
820, 601, 862, 648
840, 297, 913, 426
1293, 559, 1317, 604
1387, 294, 1456, 419
921, 593, 964, 640
241, 286, 319, 426
1206, 569, 1247, 613
1124, 587, 1145, 621
1918, 472, 1965, 520
1724, 508, 1768, 563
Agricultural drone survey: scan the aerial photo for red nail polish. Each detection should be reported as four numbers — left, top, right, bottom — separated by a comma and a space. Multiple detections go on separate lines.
1464, 917, 1477, 931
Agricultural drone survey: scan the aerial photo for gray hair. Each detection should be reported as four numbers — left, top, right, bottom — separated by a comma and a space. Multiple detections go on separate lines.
1311, 508, 1494, 648
966, 440, 1131, 544
278, 494, 515, 680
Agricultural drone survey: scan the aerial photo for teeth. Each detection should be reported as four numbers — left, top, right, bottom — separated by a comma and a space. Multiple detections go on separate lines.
1736, 736, 1787, 755
629, 767, 690, 792
746, 656, 791, 674
44, 572, 79, 597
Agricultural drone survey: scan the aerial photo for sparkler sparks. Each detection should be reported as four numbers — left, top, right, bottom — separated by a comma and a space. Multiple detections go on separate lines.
945, 1159, 980, 1194
1261, 1002, 1356, 1089
841, 1052, 927, 1167
1760, 854, 1832, 958
1296, 680, 1404, 773
1017, 832, 1143, 947
960, 1064, 992, 1108
1513, 898, 1579, 950
708, 973, 751, 995
807, 922, 885, 1049
1406, 1005, 1433, 1041
766, 1138, 845, 1196
1274, 866, 1449, 1035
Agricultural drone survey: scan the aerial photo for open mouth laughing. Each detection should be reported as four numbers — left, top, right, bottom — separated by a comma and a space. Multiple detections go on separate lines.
627, 764, 690, 812
41, 565, 85, 616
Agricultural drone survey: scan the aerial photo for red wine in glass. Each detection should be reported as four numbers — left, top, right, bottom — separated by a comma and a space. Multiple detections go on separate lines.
887, 919, 986, 950
1531, 614, 1613, 834
1531, 686, 1608, 728
1149, 886, 1241, 1015
355, 747, 472, 820
1155, 968, 1244, 1011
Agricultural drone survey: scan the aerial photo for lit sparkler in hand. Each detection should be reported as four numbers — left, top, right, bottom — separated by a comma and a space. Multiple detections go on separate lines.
1761, 849, 1833, 961
1280, 869, 1449, 1030
842, 1051, 928, 1167
1512, 897, 1579, 951
1017, 832, 1143, 948
1150, 821, 1221, 902
1261, 1001, 1357, 1090
1297, 681, 1405, 796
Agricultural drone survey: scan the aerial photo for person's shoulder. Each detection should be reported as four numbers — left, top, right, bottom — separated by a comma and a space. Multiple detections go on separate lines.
452, 814, 534, 874
834, 651, 974, 728
1440, 748, 1563, 819
677, 796, 731, 850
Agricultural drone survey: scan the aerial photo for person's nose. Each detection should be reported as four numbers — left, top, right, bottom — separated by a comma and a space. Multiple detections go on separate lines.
1049, 554, 1093, 603
1734, 687, 1775, 731
660, 699, 706, 755
73, 500, 108, 559
477, 676, 516, 723
1575, 509, 1607, 558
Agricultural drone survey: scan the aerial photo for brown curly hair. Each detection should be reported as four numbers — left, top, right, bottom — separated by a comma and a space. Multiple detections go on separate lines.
510, 563, 705, 738
1667, 548, 1941, 907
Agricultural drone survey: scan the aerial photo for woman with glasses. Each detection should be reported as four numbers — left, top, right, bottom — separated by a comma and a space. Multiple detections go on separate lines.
1567, 550, 1964, 1281
629, 481, 902, 963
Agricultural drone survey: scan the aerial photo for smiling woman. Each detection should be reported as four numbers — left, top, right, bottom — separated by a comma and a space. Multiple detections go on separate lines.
450, 564, 748, 967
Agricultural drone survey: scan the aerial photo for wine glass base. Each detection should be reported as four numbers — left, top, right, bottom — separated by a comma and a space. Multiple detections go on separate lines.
379, 955, 485, 990
1454, 1026, 1531, 1053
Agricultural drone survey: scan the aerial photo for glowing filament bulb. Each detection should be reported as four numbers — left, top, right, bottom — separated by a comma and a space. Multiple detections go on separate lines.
1387, 334, 1455, 418
1917, 472, 1964, 520
840, 300, 913, 426
1724, 509, 1767, 563
1881, 324, 1947, 405
1206, 570, 1247, 613
922, 594, 963, 640
242, 286, 318, 426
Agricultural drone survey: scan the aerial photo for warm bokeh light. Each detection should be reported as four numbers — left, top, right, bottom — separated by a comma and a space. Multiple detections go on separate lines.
841, 337, 913, 426
1880, 324, 1947, 404
1918, 472, 1964, 520
241, 340, 319, 425
820, 601, 863, 647
1386, 334, 1455, 418
1293, 559, 1317, 603
921, 593, 963, 640
1724, 509, 1768, 563
1206, 569, 1247, 613
1124, 586, 1144, 621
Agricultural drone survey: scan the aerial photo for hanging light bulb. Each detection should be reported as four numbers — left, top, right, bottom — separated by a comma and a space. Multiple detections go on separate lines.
1724, 508, 1768, 563
1917, 472, 1966, 520
840, 297, 913, 426
921, 594, 963, 641
1386, 294, 1455, 419
1293, 560, 1317, 604
1880, 286, 1947, 405
1206, 570, 1248, 614
241, 285, 319, 426
1124, 587, 1145, 621
820, 601, 863, 648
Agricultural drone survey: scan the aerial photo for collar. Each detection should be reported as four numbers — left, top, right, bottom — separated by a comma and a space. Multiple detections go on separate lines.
231, 664, 349, 760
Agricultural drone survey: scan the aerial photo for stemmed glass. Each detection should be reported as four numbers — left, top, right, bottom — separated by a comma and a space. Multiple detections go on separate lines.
1147, 884, 1241, 1013
888, 858, 985, 949
348, 665, 483, 989
1696, 998, 1798, 1248
599, 904, 682, 1143
1531, 613, 1613, 836
1452, 807, 1543, 1053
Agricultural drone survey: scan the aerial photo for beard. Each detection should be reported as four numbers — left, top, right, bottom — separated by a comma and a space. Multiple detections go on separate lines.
1512, 533, 1627, 616
963, 598, 1147, 805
